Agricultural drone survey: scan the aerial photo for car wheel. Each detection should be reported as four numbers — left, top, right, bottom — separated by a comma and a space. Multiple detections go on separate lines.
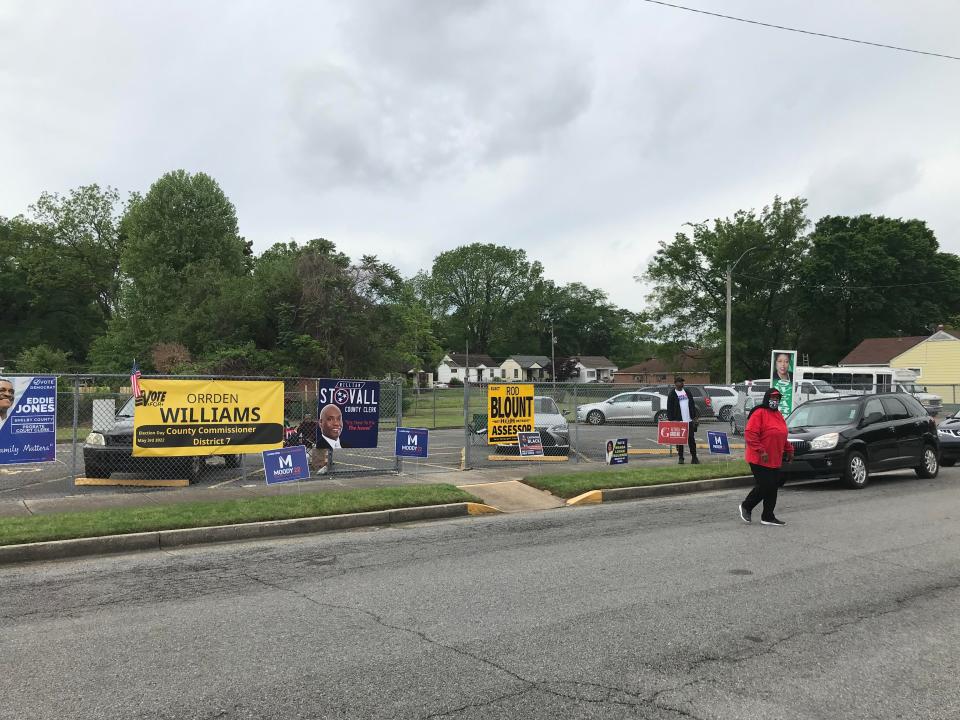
84, 464, 110, 479
915, 444, 939, 479
224, 454, 241, 468
587, 410, 605, 425
718, 406, 732, 422
942, 458, 957, 467
169, 457, 204, 483
654, 410, 668, 423
843, 450, 869, 489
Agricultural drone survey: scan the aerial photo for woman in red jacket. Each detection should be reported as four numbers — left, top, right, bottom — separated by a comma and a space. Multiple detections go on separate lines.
739, 388, 794, 526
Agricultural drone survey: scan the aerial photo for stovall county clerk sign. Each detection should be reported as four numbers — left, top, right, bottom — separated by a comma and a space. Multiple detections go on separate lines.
487, 383, 535, 444
656, 421, 689, 445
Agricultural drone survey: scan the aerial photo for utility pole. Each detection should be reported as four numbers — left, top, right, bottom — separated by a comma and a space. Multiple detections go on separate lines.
551, 319, 556, 392
725, 246, 759, 385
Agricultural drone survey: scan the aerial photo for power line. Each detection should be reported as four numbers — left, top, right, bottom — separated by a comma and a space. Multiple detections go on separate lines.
640, 0, 960, 61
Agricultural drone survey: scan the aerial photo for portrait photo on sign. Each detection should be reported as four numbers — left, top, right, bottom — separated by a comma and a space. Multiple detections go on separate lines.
769, 350, 797, 416
317, 379, 381, 449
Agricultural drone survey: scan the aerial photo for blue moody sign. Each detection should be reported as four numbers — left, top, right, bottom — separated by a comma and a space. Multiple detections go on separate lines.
317, 379, 380, 448
395, 427, 428, 458
262, 445, 311, 484
0, 376, 57, 465
707, 431, 731, 455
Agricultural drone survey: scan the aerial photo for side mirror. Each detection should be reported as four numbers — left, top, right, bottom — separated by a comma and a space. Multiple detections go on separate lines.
861, 411, 883, 427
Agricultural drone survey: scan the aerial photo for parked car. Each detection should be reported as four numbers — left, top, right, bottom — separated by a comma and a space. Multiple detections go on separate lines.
83, 397, 241, 482
937, 409, 960, 467
637, 384, 716, 420
729, 392, 757, 436
704, 385, 740, 422
576, 390, 667, 425
795, 379, 841, 405
781, 393, 939, 489
476, 396, 570, 455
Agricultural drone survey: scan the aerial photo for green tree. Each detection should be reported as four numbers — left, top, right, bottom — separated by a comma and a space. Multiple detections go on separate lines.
643, 196, 811, 380
91, 170, 254, 370
15, 344, 72, 373
796, 216, 960, 363
429, 243, 543, 354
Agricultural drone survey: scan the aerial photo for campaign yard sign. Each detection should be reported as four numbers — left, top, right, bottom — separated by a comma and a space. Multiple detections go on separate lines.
395, 427, 428, 458
707, 431, 731, 455
318, 379, 380, 448
133, 379, 284, 457
517, 431, 544, 457
487, 383, 534, 444
262, 445, 311, 484
0, 375, 57, 465
606, 438, 628, 465
656, 421, 689, 445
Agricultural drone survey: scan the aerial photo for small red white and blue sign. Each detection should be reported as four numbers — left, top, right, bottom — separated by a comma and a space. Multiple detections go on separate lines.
395, 427, 428, 458
707, 431, 731, 455
518, 431, 544, 457
262, 445, 311, 484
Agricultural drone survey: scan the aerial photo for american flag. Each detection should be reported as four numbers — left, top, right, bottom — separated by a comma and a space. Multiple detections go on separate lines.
131, 360, 142, 399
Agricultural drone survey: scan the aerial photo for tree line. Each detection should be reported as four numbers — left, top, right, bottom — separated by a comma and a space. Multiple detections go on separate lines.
2, 173, 958, 382
0, 170, 652, 378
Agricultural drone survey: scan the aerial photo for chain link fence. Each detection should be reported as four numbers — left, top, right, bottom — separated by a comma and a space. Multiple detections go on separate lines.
0, 374, 414, 485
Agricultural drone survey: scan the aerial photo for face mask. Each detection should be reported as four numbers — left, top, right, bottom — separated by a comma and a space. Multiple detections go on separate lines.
768, 398, 780, 409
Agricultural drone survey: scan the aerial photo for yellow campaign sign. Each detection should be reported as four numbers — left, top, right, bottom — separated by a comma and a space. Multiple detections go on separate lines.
132, 379, 284, 457
487, 383, 535, 444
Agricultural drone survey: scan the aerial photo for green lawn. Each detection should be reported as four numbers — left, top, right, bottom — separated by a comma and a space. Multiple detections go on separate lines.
523, 461, 752, 499
0, 484, 481, 546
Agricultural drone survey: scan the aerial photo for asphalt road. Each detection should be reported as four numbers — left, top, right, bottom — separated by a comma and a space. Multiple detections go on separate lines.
2, 467, 958, 719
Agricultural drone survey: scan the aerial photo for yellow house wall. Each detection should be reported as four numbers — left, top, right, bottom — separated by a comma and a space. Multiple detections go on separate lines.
892, 339, 960, 384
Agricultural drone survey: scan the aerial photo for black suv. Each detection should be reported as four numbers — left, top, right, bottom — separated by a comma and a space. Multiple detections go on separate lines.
638, 384, 716, 420
781, 393, 939, 489
83, 397, 241, 482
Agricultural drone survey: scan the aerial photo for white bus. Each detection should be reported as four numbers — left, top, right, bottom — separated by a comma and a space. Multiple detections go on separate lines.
793, 366, 942, 415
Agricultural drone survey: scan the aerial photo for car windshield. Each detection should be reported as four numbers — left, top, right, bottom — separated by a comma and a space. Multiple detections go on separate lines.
117, 397, 136, 418
900, 383, 926, 393
788, 401, 860, 429
535, 398, 560, 415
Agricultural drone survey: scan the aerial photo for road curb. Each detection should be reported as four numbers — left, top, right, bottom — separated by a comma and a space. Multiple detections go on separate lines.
0, 503, 474, 566
566, 475, 755, 505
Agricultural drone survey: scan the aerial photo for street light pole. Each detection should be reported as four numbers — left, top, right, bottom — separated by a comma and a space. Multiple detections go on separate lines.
551, 319, 556, 392
725, 246, 759, 385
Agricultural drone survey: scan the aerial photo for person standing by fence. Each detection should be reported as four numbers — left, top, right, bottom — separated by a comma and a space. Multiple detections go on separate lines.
667, 376, 699, 464
739, 388, 794, 526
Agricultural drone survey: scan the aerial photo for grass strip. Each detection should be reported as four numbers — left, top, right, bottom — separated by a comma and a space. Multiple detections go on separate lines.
523, 461, 752, 499
0, 484, 481, 547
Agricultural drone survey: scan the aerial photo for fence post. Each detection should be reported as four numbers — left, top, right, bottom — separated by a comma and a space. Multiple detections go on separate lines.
395, 380, 403, 474
573, 383, 579, 463
463, 380, 471, 470
71, 375, 80, 481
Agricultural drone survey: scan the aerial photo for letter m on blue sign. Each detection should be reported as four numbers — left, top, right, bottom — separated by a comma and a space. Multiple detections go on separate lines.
407, 434, 418, 446
278, 454, 293, 468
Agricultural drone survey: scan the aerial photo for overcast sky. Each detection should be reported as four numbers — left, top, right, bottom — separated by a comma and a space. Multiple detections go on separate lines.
2, 0, 958, 311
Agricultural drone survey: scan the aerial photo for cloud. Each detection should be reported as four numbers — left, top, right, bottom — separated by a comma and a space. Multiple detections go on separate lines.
284, 1, 593, 186
805, 156, 923, 215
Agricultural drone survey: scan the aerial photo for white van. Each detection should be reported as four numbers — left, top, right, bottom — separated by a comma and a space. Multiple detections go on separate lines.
793, 365, 942, 415
737, 377, 839, 409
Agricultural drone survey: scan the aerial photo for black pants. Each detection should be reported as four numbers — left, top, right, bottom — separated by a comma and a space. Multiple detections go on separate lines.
742, 463, 780, 519
676, 425, 698, 461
